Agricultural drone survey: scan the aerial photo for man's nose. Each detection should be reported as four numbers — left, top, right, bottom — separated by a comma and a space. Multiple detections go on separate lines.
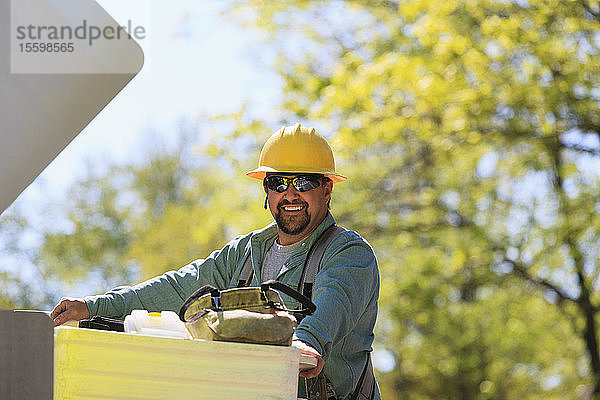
282, 183, 301, 198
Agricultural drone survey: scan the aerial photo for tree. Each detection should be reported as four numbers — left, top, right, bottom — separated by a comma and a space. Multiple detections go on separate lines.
124, 116, 273, 279
0, 207, 57, 308
229, 0, 600, 398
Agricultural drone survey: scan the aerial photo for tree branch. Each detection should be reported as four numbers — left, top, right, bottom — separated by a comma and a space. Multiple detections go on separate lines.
581, 0, 600, 23
561, 142, 600, 156
511, 260, 577, 305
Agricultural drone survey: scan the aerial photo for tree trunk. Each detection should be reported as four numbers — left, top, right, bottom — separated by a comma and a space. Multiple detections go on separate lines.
579, 296, 600, 397
552, 143, 600, 397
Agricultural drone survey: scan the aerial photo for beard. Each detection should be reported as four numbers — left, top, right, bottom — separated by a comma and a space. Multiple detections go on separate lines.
274, 200, 311, 235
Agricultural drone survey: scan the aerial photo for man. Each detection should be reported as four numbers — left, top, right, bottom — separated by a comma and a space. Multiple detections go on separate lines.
51, 123, 381, 400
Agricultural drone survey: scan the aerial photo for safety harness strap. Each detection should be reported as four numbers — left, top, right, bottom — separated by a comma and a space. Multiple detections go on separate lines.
299, 224, 377, 400
349, 352, 376, 400
298, 225, 346, 299
237, 253, 253, 287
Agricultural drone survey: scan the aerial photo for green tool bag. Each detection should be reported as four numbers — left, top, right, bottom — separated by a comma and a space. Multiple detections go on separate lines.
178, 280, 316, 346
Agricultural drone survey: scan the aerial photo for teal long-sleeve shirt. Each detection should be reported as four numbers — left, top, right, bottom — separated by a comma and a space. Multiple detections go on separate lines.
85, 213, 380, 400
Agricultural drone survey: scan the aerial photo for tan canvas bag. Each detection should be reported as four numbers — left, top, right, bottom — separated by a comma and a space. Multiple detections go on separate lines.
178, 280, 316, 346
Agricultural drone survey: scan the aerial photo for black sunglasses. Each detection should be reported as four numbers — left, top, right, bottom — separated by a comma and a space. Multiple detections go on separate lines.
264, 175, 323, 193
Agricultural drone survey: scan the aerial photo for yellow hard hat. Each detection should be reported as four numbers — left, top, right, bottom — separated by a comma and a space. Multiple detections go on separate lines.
246, 123, 347, 183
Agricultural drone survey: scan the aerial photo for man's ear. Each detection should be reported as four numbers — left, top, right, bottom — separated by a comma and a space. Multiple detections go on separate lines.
323, 179, 333, 198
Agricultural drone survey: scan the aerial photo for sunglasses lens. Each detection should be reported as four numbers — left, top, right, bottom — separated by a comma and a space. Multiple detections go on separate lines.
293, 177, 320, 192
266, 176, 289, 192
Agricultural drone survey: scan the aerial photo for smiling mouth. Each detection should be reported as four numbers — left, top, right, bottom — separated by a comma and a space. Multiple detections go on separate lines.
282, 205, 303, 211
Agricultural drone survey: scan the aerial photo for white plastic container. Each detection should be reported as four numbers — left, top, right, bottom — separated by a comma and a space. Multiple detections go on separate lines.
124, 310, 189, 339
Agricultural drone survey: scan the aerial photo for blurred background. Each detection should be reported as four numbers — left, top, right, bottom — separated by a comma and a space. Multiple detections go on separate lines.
2, 0, 600, 398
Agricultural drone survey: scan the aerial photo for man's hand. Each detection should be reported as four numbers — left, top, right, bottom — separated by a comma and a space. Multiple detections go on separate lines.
293, 339, 325, 378
50, 297, 90, 326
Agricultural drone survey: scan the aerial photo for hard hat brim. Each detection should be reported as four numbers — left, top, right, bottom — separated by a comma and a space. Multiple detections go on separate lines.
246, 166, 347, 183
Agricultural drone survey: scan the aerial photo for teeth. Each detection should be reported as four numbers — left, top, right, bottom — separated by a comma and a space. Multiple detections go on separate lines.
284, 206, 302, 211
